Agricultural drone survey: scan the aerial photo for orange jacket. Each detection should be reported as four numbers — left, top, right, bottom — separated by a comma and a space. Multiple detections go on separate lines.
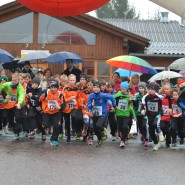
78, 89, 93, 117
62, 84, 79, 113
39, 89, 65, 114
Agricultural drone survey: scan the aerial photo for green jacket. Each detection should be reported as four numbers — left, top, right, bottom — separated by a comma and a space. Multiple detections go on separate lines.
114, 91, 136, 118
0, 82, 25, 107
133, 92, 144, 116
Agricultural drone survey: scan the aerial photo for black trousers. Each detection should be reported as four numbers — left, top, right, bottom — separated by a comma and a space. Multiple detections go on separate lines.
42, 112, 60, 141
108, 112, 117, 136
117, 116, 130, 142
92, 116, 107, 141
0, 109, 7, 130
160, 120, 171, 145
170, 117, 184, 142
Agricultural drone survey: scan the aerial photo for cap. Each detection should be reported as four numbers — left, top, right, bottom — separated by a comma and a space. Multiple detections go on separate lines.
93, 81, 101, 88
50, 80, 59, 88
178, 80, 185, 89
32, 77, 41, 85
0, 75, 8, 82
138, 82, 146, 88
120, 81, 129, 90
147, 82, 159, 91
80, 73, 88, 81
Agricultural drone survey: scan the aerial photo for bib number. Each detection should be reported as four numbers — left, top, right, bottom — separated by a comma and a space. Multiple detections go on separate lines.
48, 100, 58, 111
92, 106, 102, 116
162, 105, 169, 115
9, 94, 17, 102
118, 100, 128, 110
147, 102, 158, 112
67, 100, 75, 109
172, 104, 182, 114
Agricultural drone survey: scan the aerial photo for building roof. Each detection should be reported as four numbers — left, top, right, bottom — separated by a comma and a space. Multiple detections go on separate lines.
101, 19, 185, 55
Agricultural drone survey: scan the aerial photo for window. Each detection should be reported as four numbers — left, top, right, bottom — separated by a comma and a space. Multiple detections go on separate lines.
82, 61, 94, 77
0, 13, 33, 43
38, 14, 96, 45
97, 61, 110, 80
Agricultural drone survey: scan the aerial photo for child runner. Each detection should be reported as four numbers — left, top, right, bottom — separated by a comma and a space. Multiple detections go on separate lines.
39, 80, 65, 146
87, 81, 116, 147
62, 74, 79, 143
159, 84, 172, 148
0, 73, 25, 140
141, 82, 164, 151
79, 78, 94, 145
107, 81, 117, 141
114, 82, 136, 148
0, 75, 8, 135
133, 82, 149, 147
170, 88, 184, 146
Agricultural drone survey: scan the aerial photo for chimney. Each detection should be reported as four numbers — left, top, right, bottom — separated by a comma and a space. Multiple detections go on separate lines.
160, 12, 169, 23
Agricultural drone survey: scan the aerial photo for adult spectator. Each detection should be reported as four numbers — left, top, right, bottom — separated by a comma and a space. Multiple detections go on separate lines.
22, 61, 34, 79
112, 72, 121, 92
63, 59, 81, 82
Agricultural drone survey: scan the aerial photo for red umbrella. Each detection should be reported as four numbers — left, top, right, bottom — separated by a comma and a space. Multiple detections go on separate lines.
16, 0, 110, 16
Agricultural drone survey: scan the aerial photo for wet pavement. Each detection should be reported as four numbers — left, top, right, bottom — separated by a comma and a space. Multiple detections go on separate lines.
0, 134, 185, 185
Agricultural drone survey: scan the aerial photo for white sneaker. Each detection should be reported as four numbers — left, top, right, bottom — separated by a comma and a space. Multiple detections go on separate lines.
0, 130, 2, 135
3, 125, 9, 134
153, 144, 160, 151
158, 131, 164, 142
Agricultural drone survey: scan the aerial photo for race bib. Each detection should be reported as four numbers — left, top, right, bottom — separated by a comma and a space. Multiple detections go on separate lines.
9, 94, 17, 102
48, 100, 58, 111
0, 95, 3, 103
30, 98, 36, 106
147, 102, 158, 112
172, 104, 182, 114
67, 100, 75, 109
162, 105, 169, 115
118, 100, 128, 110
92, 106, 102, 116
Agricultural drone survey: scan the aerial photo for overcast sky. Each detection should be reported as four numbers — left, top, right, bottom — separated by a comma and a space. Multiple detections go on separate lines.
0, 0, 181, 21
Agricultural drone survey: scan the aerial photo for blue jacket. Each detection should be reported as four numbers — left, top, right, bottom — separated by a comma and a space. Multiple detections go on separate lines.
87, 92, 116, 117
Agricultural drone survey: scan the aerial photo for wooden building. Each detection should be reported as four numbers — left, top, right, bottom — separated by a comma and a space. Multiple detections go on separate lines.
0, 1, 149, 80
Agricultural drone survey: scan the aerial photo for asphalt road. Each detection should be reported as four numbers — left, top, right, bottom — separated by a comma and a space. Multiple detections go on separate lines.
0, 135, 185, 185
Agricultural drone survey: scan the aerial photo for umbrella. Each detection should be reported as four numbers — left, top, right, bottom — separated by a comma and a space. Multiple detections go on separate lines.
16, 0, 110, 17
106, 55, 157, 75
168, 58, 185, 70
45, 51, 83, 64
113, 68, 141, 77
179, 70, 185, 76
150, 0, 185, 19
148, 71, 182, 82
0, 49, 14, 64
19, 51, 51, 63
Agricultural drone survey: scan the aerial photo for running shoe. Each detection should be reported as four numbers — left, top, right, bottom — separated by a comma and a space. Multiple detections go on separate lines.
14, 134, 20, 140
158, 131, 164, 142
87, 138, 93, 145
153, 144, 160, 151
28, 131, 35, 139
82, 128, 87, 137
42, 134, 46, 141
96, 140, 103, 147
3, 125, 9, 134
144, 140, 149, 147
180, 138, 184, 145
66, 137, 71, 143
119, 141, 125, 148
172, 142, 177, 147
50, 140, 59, 146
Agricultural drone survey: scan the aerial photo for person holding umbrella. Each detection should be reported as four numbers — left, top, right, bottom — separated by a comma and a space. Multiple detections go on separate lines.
22, 61, 34, 79
63, 59, 82, 82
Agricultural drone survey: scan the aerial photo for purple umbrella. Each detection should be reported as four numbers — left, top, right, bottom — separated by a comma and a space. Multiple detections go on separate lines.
179, 70, 185, 76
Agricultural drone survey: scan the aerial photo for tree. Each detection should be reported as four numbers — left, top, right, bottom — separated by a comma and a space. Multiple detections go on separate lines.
95, 0, 139, 19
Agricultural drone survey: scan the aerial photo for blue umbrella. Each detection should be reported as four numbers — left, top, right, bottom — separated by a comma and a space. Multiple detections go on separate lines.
0, 49, 14, 64
45, 51, 83, 64
113, 68, 142, 77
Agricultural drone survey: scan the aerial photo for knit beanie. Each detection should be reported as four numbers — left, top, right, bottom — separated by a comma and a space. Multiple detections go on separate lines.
120, 81, 129, 90
32, 77, 41, 85
138, 82, 146, 88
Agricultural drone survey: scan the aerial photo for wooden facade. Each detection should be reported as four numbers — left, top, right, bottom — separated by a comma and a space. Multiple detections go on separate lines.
0, 2, 149, 79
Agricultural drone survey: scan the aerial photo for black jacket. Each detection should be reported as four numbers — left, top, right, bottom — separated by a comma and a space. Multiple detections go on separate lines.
63, 66, 81, 82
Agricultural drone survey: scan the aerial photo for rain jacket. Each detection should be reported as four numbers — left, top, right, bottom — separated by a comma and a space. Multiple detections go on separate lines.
87, 92, 116, 117
114, 91, 136, 118
0, 82, 25, 109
